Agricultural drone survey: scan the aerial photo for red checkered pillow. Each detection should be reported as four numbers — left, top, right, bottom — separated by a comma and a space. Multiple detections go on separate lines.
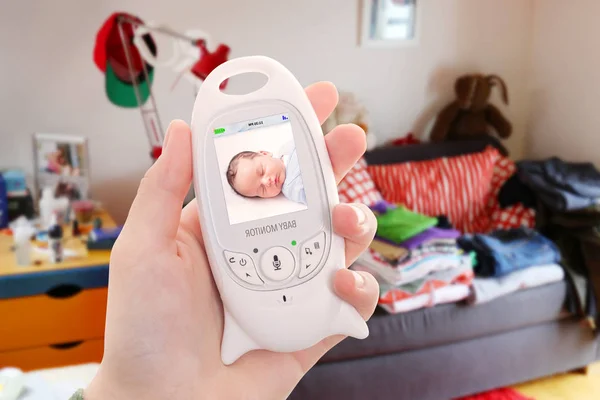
487, 156, 536, 231
489, 204, 536, 231
338, 158, 383, 206
489, 156, 516, 199
367, 146, 502, 233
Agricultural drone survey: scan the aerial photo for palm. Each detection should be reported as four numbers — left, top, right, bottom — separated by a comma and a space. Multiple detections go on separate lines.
173, 204, 332, 399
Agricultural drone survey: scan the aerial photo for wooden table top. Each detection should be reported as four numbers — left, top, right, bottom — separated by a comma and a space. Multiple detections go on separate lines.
0, 210, 116, 277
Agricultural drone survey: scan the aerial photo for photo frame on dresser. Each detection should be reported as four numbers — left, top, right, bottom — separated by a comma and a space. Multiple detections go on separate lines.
32, 133, 91, 202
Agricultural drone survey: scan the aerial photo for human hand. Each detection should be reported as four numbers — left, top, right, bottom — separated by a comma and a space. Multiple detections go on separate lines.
85, 82, 379, 400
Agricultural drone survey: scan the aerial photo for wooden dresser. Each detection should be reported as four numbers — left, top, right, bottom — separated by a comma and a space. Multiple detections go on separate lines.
0, 213, 113, 371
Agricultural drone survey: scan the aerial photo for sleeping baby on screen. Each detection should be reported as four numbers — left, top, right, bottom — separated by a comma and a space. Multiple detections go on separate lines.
226, 140, 307, 205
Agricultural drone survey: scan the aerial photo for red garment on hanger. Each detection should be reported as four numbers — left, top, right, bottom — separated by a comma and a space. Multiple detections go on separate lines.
94, 12, 145, 74
190, 40, 231, 89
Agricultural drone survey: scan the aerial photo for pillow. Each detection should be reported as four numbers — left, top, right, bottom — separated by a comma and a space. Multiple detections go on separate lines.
367, 146, 502, 233
489, 155, 517, 199
338, 158, 383, 206
487, 156, 536, 231
489, 204, 536, 231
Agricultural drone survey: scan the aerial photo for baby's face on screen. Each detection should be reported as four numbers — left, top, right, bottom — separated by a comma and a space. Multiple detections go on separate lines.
233, 151, 286, 198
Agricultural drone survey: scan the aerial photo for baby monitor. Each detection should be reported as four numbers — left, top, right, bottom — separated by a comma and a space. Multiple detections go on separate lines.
191, 56, 368, 365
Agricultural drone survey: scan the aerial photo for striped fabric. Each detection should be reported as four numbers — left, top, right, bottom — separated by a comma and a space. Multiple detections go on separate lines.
367, 146, 502, 233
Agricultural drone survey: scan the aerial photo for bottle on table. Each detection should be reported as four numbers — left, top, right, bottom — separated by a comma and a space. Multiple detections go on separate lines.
48, 213, 64, 263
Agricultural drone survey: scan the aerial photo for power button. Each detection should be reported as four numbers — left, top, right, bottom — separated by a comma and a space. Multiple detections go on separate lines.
260, 247, 295, 281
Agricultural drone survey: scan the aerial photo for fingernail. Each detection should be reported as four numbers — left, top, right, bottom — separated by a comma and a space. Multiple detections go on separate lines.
163, 121, 176, 150
349, 204, 366, 225
352, 270, 365, 288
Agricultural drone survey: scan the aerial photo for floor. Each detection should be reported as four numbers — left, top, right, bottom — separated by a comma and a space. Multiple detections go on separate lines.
18, 363, 99, 399
12, 362, 600, 399
512, 362, 600, 400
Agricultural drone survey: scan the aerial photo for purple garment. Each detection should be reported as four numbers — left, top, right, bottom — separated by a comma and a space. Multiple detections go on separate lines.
370, 200, 397, 214
399, 227, 460, 250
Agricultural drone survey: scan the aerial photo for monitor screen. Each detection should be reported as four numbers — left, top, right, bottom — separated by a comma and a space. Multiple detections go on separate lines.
213, 113, 308, 225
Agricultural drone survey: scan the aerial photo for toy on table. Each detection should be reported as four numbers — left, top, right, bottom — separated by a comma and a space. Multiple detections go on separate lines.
72, 200, 95, 223
429, 74, 512, 142
87, 225, 123, 250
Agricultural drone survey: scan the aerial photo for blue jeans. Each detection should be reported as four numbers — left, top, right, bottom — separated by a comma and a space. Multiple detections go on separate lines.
458, 227, 561, 277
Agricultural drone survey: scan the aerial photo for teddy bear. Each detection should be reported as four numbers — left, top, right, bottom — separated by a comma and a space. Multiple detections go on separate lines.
322, 91, 377, 150
429, 74, 512, 142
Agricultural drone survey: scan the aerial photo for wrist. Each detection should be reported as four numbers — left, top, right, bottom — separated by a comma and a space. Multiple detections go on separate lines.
83, 364, 181, 400
84, 367, 136, 400
84, 371, 115, 400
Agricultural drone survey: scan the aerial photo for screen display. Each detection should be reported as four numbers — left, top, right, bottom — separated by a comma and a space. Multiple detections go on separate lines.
214, 113, 308, 225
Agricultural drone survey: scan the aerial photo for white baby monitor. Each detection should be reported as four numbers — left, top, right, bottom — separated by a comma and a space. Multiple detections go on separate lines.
191, 56, 368, 365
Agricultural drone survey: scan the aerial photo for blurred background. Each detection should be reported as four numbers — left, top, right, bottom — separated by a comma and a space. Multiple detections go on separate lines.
1, 1, 600, 399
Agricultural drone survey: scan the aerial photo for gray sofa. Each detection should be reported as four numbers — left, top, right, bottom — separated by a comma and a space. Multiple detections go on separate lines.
288, 138, 600, 400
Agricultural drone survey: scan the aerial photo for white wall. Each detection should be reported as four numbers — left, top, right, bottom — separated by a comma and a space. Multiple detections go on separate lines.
0, 0, 534, 223
527, 0, 600, 165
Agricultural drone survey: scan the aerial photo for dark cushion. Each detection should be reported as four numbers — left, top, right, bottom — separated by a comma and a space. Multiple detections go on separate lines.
364, 136, 508, 166
320, 281, 569, 363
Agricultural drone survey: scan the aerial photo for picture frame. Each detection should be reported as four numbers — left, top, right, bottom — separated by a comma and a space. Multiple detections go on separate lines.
32, 133, 91, 202
359, 0, 421, 48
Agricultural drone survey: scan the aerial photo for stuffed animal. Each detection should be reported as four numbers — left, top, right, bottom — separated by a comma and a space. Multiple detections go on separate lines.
429, 74, 512, 142
322, 91, 377, 149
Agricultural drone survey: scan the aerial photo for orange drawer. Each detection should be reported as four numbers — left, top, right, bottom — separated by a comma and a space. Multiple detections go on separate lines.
0, 339, 104, 371
0, 287, 107, 351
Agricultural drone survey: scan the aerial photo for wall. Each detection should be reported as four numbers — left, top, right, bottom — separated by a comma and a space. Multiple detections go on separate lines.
527, 0, 600, 165
0, 0, 534, 223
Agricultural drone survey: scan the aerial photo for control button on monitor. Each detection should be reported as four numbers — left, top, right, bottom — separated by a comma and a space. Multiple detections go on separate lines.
260, 247, 295, 281
299, 232, 325, 278
224, 250, 264, 286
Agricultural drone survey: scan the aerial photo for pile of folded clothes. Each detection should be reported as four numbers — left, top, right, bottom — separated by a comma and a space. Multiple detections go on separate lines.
516, 157, 600, 212
353, 202, 475, 313
457, 227, 564, 305
503, 156, 600, 327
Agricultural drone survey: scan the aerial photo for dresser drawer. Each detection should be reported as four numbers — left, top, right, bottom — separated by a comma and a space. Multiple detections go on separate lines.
0, 339, 103, 371
0, 287, 107, 351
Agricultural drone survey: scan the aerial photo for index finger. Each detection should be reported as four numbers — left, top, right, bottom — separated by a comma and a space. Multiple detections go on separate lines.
307, 81, 366, 182
305, 81, 339, 124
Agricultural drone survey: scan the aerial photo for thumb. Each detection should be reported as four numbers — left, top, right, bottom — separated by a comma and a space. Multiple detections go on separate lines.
122, 120, 192, 246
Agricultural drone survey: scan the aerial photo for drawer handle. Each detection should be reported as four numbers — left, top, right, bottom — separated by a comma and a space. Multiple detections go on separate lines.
50, 340, 84, 350
46, 283, 83, 299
